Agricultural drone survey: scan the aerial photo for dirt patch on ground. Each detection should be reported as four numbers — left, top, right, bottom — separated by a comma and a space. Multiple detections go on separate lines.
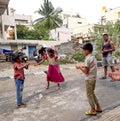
0, 61, 13, 70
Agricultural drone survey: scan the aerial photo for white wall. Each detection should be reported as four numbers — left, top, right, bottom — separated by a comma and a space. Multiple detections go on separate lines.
0, 45, 11, 50
67, 17, 88, 29
2, 15, 15, 26
63, 15, 93, 36
72, 24, 93, 35
103, 7, 120, 22
0, 39, 67, 57
50, 27, 71, 42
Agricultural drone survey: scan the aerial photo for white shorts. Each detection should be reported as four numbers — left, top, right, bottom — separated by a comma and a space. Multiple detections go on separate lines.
102, 56, 114, 67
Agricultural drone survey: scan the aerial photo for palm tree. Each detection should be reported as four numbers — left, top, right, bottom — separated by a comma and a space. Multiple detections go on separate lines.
34, 0, 63, 30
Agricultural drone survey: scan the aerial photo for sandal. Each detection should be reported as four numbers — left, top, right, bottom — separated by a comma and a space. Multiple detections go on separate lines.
85, 110, 96, 116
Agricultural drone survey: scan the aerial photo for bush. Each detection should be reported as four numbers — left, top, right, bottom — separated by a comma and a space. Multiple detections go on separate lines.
113, 46, 120, 58
72, 51, 85, 62
94, 52, 102, 61
59, 56, 75, 64
43, 60, 49, 65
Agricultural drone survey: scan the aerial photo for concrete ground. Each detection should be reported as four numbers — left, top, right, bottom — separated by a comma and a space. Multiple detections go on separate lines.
0, 61, 120, 121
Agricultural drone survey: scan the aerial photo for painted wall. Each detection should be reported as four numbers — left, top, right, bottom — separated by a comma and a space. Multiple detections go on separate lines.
50, 27, 71, 42
0, 39, 67, 59
0, 45, 11, 50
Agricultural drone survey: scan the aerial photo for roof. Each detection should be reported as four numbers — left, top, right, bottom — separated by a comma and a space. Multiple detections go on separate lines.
0, 40, 63, 47
0, 0, 10, 15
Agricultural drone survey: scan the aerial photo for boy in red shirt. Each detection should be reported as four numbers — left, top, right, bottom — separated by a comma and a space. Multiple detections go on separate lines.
13, 54, 29, 108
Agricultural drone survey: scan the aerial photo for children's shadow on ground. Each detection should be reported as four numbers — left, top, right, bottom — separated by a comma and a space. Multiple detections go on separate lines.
24, 82, 67, 103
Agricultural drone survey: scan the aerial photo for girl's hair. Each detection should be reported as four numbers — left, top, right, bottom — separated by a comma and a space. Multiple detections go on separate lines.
38, 47, 46, 56
47, 48, 54, 54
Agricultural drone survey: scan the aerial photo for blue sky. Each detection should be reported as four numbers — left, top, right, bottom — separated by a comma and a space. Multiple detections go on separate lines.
9, 0, 120, 23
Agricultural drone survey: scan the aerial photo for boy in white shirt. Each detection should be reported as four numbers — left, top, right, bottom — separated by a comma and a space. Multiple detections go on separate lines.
76, 43, 102, 115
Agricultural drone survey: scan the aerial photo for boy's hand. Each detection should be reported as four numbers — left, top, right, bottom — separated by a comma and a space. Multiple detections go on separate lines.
75, 64, 82, 69
101, 50, 107, 54
75, 65, 79, 69
76, 64, 88, 74
26, 63, 30, 66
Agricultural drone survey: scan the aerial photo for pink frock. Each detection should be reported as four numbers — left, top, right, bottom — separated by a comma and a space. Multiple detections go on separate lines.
45, 55, 64, 83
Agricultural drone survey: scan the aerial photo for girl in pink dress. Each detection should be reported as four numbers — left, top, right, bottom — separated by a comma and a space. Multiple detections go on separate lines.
35, 48, 64, 89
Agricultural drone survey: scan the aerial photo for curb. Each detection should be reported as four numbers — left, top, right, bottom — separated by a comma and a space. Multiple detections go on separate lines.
80, 103, 120, 121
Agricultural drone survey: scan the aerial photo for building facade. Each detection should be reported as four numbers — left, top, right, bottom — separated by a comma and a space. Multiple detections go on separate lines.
101, 7, 120, 23
0, 6, 32, 40
0, 40, 64, 59
62, 11, 94, 42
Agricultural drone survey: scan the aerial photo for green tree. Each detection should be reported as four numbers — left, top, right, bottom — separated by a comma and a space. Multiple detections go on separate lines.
16, 24, 49, 40
16, 24, 29, 39
91, 20, 120, 60
34, 0, 63, 30
103, 20, 120, 42
114, 20, 120, 36
33, 22, 49, 40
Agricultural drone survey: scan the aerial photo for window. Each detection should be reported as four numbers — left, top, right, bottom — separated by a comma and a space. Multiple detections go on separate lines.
78, 22, 82, 24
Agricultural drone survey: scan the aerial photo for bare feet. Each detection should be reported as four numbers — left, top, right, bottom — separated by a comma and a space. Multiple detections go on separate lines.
57, 83, 61, 90
46, 81, 50, 89
96, 105, 102, 112
46, 86, 49, 89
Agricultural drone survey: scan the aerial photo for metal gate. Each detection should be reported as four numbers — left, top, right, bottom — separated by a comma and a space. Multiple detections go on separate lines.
28, 46, 36, 59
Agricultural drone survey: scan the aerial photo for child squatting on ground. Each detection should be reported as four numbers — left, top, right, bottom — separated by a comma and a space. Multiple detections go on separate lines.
75, 43, 102, 116
34, 48, 64, 90
13, 54, 29, 108
109, 66, 120, 81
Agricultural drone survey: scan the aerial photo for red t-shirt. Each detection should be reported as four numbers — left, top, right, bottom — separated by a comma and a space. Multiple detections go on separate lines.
14, 62, 25, 79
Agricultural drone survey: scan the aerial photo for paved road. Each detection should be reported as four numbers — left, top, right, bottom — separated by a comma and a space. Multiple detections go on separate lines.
0, 63, 120, 121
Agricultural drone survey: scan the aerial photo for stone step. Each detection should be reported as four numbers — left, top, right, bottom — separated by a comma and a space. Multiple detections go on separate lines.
97, 106, 120, 121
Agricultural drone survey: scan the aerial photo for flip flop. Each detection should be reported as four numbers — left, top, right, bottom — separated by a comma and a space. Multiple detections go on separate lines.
85, 111, 96, 116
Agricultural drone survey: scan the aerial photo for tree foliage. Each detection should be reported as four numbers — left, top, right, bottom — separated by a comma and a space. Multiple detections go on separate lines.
103, 20, 120, 41
16, 24, 29, 39
33, 22, 49, 40
16, 24, 49, 40
91, 20, 120, 60
34, 0, 63, 30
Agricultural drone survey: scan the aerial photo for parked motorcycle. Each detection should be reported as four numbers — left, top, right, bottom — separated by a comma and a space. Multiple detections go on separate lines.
5, 47, 28, 63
